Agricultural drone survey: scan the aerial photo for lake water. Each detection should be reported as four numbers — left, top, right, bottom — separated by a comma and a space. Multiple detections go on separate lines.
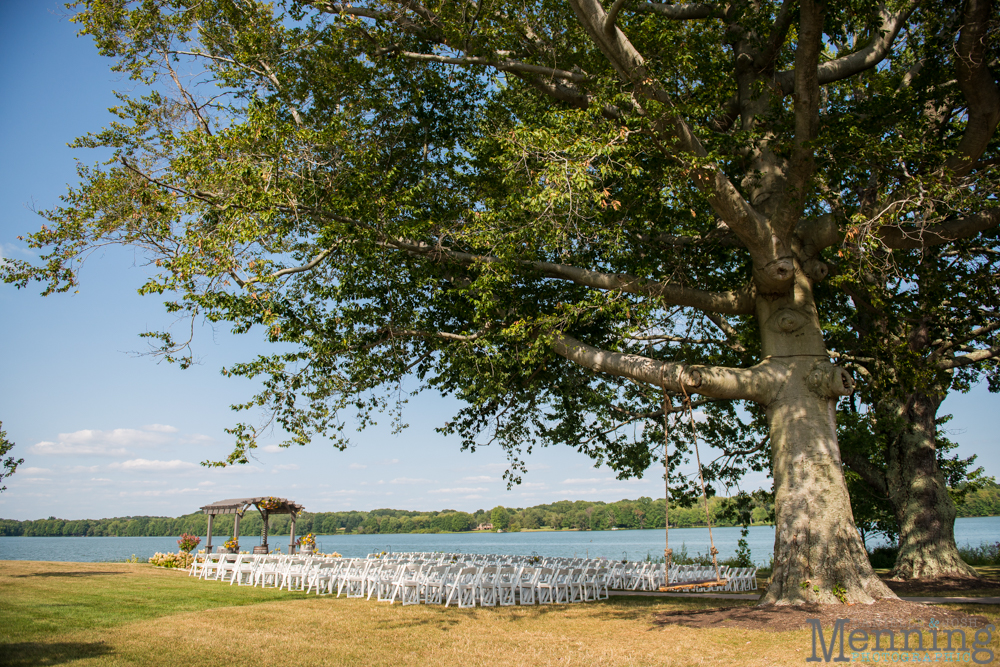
1, 517, 997, 564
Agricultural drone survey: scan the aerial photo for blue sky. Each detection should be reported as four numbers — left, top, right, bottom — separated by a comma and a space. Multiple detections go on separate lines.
1, 0, 996, 522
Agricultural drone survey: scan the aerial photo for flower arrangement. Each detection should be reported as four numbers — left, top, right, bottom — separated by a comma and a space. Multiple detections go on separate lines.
258, 496, 283, 511
297, 533, 316, 548
177, 533, 201, 553
149, 552, 195, 569
223, 537, 239, 551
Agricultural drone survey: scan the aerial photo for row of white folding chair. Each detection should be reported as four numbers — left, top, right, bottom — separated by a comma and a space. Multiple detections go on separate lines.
724, 567, 758, 592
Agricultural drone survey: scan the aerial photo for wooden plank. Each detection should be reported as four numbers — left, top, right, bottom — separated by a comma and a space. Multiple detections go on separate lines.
659, 579, 728, 592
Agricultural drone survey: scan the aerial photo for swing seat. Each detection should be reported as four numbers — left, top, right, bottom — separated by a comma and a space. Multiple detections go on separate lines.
659, 578, 728, 592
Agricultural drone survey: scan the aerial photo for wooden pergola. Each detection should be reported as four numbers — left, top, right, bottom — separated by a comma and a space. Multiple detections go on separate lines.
200, 496, 305, 554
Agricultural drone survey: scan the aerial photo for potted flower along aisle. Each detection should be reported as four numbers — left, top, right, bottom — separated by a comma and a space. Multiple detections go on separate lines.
297, 533, 316, 554
223, 537, 239, 554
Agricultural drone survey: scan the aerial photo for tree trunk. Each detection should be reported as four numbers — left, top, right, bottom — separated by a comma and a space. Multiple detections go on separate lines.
757, 270, 897, 605
887, 393, 979, 580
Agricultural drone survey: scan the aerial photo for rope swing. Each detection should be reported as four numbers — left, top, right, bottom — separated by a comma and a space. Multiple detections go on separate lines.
659, 376, 727, 592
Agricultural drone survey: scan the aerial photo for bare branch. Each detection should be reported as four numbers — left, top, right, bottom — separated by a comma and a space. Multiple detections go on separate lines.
878, 208, 1000, 249
704, 312, 747, 352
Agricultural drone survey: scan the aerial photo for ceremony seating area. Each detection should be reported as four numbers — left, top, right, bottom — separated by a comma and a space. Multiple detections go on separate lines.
187, 551, 757, 606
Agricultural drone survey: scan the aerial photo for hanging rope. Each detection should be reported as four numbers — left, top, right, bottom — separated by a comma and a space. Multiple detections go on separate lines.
679, 381, 721, 583
662, 384, 672, 571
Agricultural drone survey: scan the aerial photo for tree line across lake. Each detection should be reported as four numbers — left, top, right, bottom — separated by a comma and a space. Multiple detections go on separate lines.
3, 485, 998, 538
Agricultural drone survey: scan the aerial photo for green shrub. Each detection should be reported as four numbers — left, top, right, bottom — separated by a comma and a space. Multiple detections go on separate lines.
958, 541, 1000, 566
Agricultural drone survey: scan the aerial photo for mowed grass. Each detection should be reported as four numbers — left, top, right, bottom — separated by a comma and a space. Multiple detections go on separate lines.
1, 561, 998, 667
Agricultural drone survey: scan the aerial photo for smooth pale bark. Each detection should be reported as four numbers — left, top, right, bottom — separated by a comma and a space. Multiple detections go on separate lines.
758, 268, 896, 605
887, 393, 979, 580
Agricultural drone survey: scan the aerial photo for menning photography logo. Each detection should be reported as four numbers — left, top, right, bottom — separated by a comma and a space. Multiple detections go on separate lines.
806, 616, 996, 664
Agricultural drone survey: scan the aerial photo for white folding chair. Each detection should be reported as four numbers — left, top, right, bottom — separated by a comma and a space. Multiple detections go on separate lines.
497, 567, 519, 606
445, 567, 479, 608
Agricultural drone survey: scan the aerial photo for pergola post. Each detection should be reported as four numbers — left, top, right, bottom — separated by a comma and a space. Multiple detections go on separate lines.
206, 513, 214, 553
261, 509, 269, 551
289, 512, 297, 554
233, 511, 241, 548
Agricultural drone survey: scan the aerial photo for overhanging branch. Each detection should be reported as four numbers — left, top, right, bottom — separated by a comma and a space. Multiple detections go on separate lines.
938, 345, 1000, 370
551, 332, 780, 402
385, 237, 756, 314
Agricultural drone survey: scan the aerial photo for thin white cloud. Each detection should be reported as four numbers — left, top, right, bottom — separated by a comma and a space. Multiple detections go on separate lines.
262, 445, 283, 453
30, 428, 170, 456
470, 463, 507, 473
562, 477, 605, 484
214, 465, 264, 475
90, 477, 113, 483
31, 440, 128, 457
180, 433, 213, 444
428, 487, 488, 494
118, 487, 203, 497
348, 463, 367, 470
109, 459, 199, 472
462, 494, 484, 500
21, 477, 52, 483
521, 482, 548, 489
378, 458, 400, 465
390, 477, 434, 485
461, 475, 494, 482
18, 467, 51, 474
143, 424, 178, 433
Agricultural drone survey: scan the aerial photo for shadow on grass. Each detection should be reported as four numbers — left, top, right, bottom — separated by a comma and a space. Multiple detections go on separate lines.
0, 641, 113, 665
11, 571, 126, 579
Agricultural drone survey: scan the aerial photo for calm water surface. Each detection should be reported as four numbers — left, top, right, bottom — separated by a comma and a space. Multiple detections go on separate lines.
1, 517, 997, 564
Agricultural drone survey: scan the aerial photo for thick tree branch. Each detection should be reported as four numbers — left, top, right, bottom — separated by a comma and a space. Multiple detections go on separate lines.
234, 247, 337, 287
841, 450, 890, 497
773, 1, 918, 97
878, 209, 1000, 249
928, 321, 1000, 364
938, 345, 1000, 370
945, 0, 1000, 177
568, 0, 789, 286
551, 332, 781, 402
770, 0, 825, 239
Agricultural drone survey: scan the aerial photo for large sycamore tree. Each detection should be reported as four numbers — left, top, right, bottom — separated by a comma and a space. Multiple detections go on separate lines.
5, 0, 999, 604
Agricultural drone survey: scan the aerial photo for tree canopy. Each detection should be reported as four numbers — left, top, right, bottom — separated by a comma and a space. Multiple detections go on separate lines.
4, 0, 998, 603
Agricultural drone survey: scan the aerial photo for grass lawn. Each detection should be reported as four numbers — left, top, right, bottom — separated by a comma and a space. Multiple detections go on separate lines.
1, 561, 998, 666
